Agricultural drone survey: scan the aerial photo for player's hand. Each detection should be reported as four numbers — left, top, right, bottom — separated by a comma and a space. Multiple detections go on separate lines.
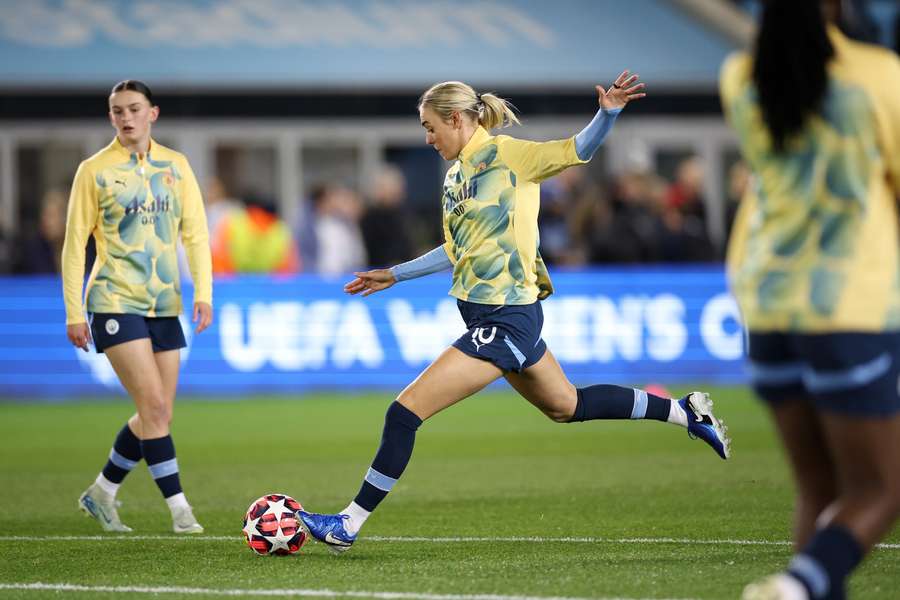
193, 301, 213, 334
67, 322, 91, 352
344, 269, 397, 297
598, 70, 646, 111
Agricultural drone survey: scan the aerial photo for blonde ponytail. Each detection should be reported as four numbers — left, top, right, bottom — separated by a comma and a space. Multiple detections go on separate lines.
477, 92, 520, 130
418, 81, 520, 131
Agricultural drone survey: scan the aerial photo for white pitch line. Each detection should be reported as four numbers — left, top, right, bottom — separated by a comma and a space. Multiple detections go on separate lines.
0, 534, 897, 549
367, 536, 797, 547
0, 583, 692, 600
0, 535, 236, 542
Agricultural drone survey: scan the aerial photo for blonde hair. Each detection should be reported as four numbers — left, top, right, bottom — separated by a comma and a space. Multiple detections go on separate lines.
418, 81, 520, 131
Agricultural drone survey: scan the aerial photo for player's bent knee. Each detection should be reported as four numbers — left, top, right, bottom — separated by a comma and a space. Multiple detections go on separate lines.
540, 387, 578, 423
394, 389, 429, 421
547, 409, 569, 423
380, 399, 424, 436
137, 394, 171, 428
544, 403, 575, 423
545, 392, 577, 423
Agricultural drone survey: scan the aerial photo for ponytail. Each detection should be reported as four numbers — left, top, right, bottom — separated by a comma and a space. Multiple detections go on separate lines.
477, 92, 520, 130
419, 82, 520, 130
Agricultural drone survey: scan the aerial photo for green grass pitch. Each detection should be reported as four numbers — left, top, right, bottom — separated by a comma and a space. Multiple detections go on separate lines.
1, 386, 897, 599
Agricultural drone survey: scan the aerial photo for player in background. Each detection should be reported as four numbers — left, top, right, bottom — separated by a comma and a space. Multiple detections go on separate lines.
721, 1, 900, 598
297, 72, 731, 553
62, 80, 213, 534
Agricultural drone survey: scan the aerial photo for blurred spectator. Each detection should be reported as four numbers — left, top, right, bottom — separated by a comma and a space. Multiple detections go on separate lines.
311, 184, 367, 275
574, 169, 668, 264
539, 167, 590, 266
16, 189, 68, 274
204, 176, 242, 238
551, 155, 723, 265
360, 165, 414, 268
660, 156, 715, 261
656, 197, 715, 262
179, 176, 243, 282
294, 194, 319, 273
569, 180, 616, 263
665, 155, 707, 222
0, 229, 13, 273
211, 195, 300, 274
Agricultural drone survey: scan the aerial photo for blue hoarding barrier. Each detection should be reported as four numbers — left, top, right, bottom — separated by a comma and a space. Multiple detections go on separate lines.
0, 267, 745, 398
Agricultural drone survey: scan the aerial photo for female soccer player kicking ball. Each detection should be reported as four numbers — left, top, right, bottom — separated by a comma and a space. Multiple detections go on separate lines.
299, 72, 730, 552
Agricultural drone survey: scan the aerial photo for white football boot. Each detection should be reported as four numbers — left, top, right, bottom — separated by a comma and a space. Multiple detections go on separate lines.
78, 483, 132, 532
172, 504, 204, 534
742, 574, 809, 600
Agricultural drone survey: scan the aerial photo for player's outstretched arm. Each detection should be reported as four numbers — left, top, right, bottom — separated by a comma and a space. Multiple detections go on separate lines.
344, 269, 397, 297
598, 70, 646, 111
574, 71, 647, 161
344, 245, 453, 297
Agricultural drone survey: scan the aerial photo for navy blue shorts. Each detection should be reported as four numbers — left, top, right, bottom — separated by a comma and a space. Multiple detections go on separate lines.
747, 331, 900, 417
89, 313, 186, 354
452, 300, 547, 373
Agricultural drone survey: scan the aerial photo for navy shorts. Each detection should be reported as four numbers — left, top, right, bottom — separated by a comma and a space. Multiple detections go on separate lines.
747, 331, 900, 417
89, 313, 186, 354
452, 299, 547, 373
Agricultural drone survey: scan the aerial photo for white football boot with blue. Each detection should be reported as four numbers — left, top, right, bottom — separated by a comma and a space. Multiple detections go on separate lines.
679, 391, 731, 460
171, 504, 204, 534
297, 510, 357, 554
78, 483, 132, 532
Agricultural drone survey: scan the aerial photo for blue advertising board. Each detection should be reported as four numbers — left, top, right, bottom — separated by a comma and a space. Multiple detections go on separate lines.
0, 268, 746, 398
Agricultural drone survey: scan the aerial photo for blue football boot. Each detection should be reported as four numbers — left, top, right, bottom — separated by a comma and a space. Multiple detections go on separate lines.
679, 391, 731, 460
297, 510, 357, 554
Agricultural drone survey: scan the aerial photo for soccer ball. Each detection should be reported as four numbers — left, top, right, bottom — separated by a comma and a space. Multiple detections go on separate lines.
242, 493, 308, 555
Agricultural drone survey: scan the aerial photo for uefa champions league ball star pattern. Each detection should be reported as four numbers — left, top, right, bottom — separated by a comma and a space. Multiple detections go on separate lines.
242, 494, 308, 555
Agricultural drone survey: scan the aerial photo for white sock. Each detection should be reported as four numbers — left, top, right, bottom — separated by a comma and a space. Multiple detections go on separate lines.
94, 473, 120, 497
667, 400, 688, 427
165, 492, 190, 512
341, 501, 371, 535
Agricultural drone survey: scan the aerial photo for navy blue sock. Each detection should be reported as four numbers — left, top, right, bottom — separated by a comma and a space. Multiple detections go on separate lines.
568, 385, 671, 422
353, 402, 422, 512
101, 423, 142, 484
788, 525, 863, 600
141, 435, 183, 499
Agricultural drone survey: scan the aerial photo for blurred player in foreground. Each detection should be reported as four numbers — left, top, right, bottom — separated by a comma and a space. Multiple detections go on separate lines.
722, 1, 900, 598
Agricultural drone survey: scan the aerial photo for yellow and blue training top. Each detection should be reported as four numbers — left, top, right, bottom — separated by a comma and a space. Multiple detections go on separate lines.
61, 137, 212, 325
722, 26, 900, 333
441, 126, 587, 305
